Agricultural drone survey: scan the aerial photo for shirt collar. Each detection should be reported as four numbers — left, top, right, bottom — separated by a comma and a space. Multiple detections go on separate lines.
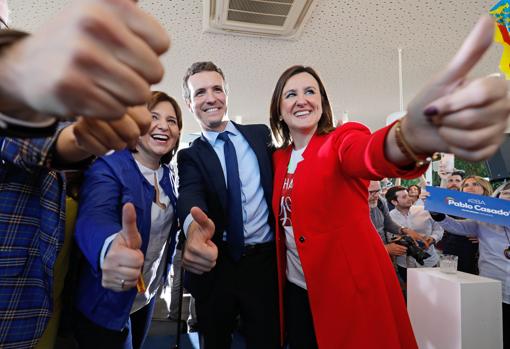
202, 121, 240, 146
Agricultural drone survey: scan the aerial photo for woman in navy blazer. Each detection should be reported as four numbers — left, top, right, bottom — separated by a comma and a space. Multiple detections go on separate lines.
73, 91, 182, 349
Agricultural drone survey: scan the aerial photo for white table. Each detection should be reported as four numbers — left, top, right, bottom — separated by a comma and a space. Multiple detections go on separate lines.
407, 268, 503, 349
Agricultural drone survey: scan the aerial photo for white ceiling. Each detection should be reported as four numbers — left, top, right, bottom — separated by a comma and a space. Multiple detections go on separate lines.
9, 0, 501, 136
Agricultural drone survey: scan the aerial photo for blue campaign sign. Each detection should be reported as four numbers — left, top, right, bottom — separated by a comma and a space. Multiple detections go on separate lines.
424, 186, 510, 227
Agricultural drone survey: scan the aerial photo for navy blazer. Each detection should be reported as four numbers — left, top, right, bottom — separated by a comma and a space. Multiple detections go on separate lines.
177, 122, 274, 299
74, 149, 178, 330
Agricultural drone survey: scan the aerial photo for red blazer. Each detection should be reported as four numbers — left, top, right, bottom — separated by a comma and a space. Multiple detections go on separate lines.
272, 122, 424, 349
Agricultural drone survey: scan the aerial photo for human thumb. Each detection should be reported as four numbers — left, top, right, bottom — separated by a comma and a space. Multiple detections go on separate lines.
190, 206, 215, 241
434, 16, 494, 87
120, 202, 142, 249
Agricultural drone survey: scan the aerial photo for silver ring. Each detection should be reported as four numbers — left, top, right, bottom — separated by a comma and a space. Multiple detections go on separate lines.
121, 279, 125, 289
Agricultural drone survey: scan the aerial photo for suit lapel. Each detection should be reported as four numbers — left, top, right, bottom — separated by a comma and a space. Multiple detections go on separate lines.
195, 137, 228, 210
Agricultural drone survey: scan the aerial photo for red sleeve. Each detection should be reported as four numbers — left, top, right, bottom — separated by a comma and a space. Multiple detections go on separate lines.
335, 121, 427, 180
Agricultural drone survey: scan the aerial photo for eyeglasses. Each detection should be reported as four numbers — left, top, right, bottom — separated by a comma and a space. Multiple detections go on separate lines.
368, 189, 381, 194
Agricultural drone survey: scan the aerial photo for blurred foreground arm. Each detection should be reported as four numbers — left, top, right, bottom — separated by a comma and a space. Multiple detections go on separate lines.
0, 0, 169, 135
386, 16, 510, 165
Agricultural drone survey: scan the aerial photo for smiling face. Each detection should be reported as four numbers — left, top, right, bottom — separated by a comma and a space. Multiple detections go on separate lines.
408, 185, 420, 196
186, 71, 228, 132
137, 101, 180, 165
279, 72, 323, 138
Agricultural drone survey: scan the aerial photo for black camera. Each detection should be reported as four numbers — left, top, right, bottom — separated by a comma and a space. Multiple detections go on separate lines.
391, 235, 431, 265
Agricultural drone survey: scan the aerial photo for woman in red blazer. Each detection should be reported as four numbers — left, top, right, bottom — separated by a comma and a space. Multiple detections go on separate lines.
268, 17, 510, 349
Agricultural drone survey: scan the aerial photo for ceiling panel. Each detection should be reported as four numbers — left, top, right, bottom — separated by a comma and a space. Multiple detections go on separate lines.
8, 0, 500, 134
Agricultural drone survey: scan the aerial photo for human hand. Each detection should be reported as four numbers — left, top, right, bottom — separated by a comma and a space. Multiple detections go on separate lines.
402, 16, 510, 162
385, 243, 408, 256
419, 188, 430, 202
418, 175, 428, 188
72, 105, 151, 156
423, 236, 436, 248
0, 0, 169, 120
402, 228, 431, 249
101, 203, 144, 292
183, 207, 218, 275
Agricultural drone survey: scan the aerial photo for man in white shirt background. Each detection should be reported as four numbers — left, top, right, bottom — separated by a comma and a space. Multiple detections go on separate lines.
385, 186, 444, 283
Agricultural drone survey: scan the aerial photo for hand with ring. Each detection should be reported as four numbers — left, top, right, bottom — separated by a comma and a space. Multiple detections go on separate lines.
101, 203, 144, 292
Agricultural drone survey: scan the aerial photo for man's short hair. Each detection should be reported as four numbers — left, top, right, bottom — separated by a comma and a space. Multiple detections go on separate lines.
182, 61, 226, 102
449, 170, 465, 179
385, 186, 407, 204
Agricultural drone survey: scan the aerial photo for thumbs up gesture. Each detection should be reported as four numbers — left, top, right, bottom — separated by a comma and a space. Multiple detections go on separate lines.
0, 0, 169, 121
101, 203, 144, 292
182, 207, 218, 275
400, 16, 510, 162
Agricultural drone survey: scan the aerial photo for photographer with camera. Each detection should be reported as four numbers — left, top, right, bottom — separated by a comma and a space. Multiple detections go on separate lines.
368, 181, 430, 257
386, 186, 444, 283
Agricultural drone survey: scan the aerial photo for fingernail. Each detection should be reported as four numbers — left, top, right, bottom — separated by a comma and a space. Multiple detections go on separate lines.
424, 106, 439, 117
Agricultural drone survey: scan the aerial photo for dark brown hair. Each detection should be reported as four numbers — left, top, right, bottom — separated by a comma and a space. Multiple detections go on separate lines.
139, 91, 183, 164
450, 170, 465, 179
182, 61, 226, 102
407, 184, 421, 196
385, 185, 407, 204
269, 65, 335, 148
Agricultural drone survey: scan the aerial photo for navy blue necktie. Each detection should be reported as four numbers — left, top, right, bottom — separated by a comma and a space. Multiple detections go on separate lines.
217, 132, 244, 261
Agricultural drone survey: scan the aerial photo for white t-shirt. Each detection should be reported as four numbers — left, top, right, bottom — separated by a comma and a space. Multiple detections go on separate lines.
279, 146, 307, 289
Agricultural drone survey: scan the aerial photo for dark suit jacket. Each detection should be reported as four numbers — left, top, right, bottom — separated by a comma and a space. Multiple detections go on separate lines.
177, 122, 274, 299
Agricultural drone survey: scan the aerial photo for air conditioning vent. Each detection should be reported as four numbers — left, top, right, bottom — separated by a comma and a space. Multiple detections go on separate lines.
204, 0, 317, 39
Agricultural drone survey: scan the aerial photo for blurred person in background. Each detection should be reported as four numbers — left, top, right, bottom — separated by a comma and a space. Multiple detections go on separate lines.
408, 185, 422, 205
430, 180, 509, 348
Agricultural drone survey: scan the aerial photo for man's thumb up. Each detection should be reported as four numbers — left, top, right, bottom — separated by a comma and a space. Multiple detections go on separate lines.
190, 206, 215, 242
183, 207, 218, 275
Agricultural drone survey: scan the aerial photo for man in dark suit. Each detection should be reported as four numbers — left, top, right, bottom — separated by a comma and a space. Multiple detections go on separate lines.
177, 61, 280, 349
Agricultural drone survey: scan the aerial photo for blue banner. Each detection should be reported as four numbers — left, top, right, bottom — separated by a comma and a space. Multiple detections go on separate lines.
424, 186, 510, 227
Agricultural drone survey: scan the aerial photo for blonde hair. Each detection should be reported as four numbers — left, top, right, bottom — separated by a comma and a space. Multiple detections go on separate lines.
461, 175, 493, 196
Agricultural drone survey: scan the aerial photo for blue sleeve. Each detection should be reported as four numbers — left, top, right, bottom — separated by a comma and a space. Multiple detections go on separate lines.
74, 157, 123, 273
438, 216, 480, 238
